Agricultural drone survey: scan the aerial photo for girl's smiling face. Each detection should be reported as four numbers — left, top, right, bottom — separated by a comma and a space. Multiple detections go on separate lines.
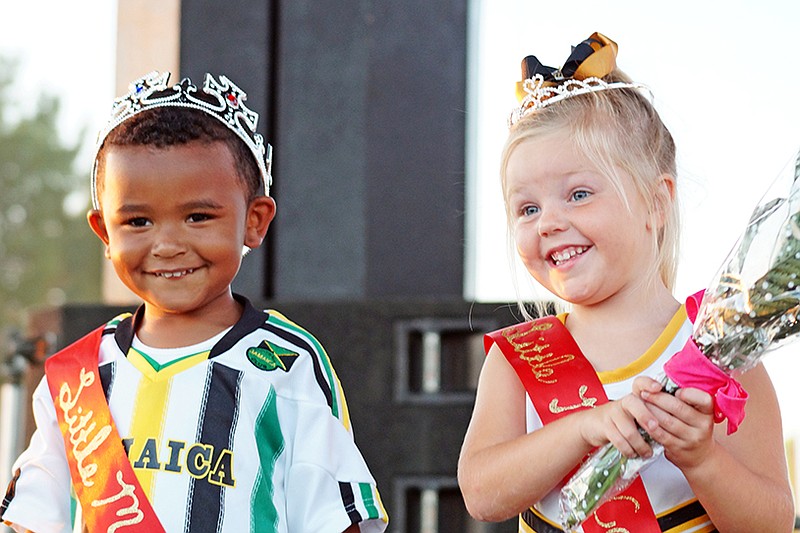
504, 130, 658, 308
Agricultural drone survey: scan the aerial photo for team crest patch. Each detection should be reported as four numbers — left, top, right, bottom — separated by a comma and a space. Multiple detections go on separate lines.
247, 341, 300, 372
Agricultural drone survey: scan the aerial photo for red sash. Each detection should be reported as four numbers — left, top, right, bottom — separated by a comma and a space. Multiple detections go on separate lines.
486, 316, 660, 533
44, 326, 166, 532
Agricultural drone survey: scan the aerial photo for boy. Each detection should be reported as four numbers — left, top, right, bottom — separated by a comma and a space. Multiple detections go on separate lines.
1, 72, 388, 533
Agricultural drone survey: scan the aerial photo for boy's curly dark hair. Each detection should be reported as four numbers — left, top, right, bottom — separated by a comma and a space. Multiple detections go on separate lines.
94, 107, 263, 202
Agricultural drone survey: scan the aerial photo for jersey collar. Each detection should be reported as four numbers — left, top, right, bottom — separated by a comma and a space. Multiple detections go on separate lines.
114, 293, 267, 359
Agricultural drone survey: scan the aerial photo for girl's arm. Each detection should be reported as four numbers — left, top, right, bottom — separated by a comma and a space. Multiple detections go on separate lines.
637, 364, 795, 532
458, 344, 658, 521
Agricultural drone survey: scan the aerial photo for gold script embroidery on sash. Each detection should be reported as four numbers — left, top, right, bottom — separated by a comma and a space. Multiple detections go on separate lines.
593, 495, 640, 532
91, 470, 145, 532
57, 367, 113, 487
549, 385, 598, 413
502, 322, 574, 384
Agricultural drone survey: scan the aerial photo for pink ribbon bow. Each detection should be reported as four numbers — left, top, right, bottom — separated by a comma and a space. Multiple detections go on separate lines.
662, 290, 749, 434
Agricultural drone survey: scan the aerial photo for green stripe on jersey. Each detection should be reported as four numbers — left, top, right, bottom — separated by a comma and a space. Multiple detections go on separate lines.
359, 482, 381, 519
251, 387, 284, 533
267, 313, 340, 419
106, 312, 132, 328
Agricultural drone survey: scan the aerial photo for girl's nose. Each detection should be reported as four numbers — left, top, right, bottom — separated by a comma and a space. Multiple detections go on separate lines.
537, 206, 569, 237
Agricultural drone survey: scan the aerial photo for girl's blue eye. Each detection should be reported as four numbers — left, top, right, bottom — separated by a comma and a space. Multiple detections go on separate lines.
571, 190, 591, 201
522, 205, 539, 216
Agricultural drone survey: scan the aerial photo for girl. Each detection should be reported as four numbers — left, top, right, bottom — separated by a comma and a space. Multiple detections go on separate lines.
458, 33, 795, 532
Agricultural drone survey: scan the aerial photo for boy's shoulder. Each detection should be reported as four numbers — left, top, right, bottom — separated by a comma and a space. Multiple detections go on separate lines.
251, 306, 349, 423
239, 307, 327, 374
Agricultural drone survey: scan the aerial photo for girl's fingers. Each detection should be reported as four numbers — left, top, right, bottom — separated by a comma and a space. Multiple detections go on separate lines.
642, 387, 713, 422
631, 376, 662, 395
614, 397, 656, 457
675, 387, 714, 415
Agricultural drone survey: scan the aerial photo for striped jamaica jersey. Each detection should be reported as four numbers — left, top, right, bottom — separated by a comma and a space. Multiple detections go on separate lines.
1, 295, 387, 533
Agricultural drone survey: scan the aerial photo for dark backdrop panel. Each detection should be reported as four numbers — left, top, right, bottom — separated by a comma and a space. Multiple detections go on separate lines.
180, 0, 273, 298
180, 1, 467, 300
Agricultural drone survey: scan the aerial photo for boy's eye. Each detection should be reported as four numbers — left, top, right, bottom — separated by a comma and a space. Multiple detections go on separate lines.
126, 217, 151, 227
571, 190, 591, 201
187, 213, 212, 223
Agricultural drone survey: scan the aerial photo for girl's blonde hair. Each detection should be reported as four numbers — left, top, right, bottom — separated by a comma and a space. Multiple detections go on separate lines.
501, 70, 680, 311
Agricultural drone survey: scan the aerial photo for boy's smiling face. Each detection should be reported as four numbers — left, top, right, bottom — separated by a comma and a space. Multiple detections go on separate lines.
88, 141, 275, 322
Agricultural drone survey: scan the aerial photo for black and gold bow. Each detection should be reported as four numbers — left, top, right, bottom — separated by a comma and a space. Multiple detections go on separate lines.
515, 32, 619, 102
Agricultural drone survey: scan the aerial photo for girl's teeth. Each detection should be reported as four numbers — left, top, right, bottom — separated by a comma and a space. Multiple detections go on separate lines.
551, 247, 587, 265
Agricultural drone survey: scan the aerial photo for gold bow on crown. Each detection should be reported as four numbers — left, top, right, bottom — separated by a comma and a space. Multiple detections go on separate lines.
514, 32, 619, 101
510, 32, 649, 125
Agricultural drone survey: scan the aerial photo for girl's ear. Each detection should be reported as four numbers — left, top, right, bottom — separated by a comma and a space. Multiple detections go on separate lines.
244, 196, 276, 249
87, 209, 112, 258
648, 174, 676, 230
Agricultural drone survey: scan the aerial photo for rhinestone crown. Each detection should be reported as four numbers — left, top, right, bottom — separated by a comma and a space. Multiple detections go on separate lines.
91, 71, 272, 208
509, 73, 650, 126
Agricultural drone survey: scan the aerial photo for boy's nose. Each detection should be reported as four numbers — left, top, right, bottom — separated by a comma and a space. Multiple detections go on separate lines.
151, 227, 187, 257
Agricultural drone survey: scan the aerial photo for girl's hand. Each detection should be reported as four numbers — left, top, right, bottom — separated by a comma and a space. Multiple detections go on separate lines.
577, 390, 660, 459
632, 376, 716, 470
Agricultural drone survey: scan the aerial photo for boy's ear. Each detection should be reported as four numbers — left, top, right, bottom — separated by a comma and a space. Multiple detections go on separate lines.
244, 197, 276, 249
87, 210, 111, 257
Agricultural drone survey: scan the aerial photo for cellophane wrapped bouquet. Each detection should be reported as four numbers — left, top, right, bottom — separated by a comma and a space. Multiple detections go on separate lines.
559, 153, 800, 531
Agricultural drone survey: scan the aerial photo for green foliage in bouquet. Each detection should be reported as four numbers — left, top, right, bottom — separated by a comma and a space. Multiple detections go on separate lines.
694, 209, 800, 371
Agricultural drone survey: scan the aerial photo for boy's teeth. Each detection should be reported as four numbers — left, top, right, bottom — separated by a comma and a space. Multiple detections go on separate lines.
158, 268, 194, 278
551, 247, 587, 265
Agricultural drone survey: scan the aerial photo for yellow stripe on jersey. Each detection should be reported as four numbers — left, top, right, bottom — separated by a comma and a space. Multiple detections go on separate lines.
128, 347, 211, 381
125, 348, 211, 496
128, 367, 171, 496
519, 516, 536, 533
663, 515, 715, 533
374, 487, 389, 525
332, 369, 352, 432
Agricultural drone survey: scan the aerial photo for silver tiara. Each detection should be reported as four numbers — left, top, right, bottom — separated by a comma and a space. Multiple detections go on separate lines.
509, 74, 651, 126
91, 71, 272, 208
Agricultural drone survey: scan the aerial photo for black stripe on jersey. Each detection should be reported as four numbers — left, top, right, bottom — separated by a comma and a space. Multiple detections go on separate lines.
0, 468, 20, 519
262, 321, 334, 410
338, 481, 363, 525
185, 362, 243, 533
98, 361, 115, 400
657, 500, 713, 531
209, 295, 268, 359
521, 508, 561, 533
114, 310, 138, 355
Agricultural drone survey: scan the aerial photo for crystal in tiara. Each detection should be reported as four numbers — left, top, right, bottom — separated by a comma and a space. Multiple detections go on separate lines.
509, 32, 650, 127
91, 71, 272, 209
509, 74, 649, 125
